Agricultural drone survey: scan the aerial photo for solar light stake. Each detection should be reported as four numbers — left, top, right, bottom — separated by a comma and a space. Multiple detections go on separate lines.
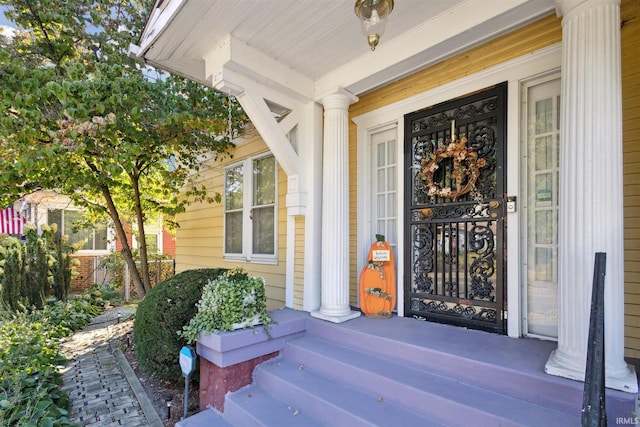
179, 346, 197, 420
165, 396, 172, 419
183, 378, 189, 420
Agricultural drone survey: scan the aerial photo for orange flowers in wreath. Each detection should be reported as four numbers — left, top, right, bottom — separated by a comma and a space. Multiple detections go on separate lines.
421, 137, 487, 201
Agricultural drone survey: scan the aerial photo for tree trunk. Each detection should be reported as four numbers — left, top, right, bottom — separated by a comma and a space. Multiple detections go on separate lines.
99, 185, 147, 297
130, 174, 152, 294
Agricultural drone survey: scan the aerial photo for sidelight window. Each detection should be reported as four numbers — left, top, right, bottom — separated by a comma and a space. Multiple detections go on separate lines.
523, 76, 560, 339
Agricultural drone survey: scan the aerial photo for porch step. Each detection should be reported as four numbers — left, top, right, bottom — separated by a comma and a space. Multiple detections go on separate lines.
224, 384, 324, 427
252, 357, 443, 427
306, 315, 583, 414
178, 312, 636, 426
279, 335, 579, 426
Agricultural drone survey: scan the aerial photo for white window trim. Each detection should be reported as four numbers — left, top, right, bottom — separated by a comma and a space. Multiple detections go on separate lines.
356, 122, 401, 311
223, 153, 278, 264
75, 249, 111, 256
353, 43, 562, 337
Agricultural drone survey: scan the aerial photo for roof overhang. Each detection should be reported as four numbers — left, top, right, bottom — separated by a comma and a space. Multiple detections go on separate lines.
132, 0, 555, 103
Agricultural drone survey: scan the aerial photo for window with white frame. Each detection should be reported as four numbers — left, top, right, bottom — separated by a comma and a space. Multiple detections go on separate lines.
224, 154, 277, 261
370, 127, 398, 251
144, 233, 159, 254
48, 209, 108, 251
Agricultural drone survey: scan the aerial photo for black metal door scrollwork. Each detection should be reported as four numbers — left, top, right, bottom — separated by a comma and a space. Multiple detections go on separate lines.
404, 83, 507, 334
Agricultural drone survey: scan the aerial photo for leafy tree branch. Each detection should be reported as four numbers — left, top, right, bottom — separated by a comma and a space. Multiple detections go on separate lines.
0, 0, 247, 296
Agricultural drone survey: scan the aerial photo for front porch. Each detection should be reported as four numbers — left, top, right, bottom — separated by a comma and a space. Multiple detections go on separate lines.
179, 309, 639, 426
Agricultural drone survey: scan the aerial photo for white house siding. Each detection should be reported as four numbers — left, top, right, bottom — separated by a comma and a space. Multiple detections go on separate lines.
175, 125, 288, 310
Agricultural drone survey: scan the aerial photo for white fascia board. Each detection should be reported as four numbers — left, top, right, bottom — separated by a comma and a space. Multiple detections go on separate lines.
138, 0, 187, 56
315, 0, 552, 98
138, 56, 208, 88
132, 0, 209, 86
205, 35, 315, 103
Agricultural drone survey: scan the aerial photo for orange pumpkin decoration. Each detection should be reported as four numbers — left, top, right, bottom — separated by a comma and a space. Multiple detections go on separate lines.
358, 235, 396, 318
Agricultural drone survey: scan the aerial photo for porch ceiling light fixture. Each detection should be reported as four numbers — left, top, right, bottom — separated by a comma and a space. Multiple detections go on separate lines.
354, 0, 394, 51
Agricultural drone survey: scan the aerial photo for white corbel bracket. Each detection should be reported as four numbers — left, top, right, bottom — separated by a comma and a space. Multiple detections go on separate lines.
209, 75, 308, 213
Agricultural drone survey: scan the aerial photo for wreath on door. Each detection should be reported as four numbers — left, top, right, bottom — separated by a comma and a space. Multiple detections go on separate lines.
420, 137, 486, 200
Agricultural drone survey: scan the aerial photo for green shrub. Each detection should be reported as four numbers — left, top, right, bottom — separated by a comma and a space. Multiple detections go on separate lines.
0, 238, 26, 312
0, 225, 75, 311
0, 295, 102, 426
0, 370, 73, 427
96, 252, 125, 290
51, 235, 73, 302
37, 296, 101, 333
0, 315, 70, 427
133, 268, 226, 382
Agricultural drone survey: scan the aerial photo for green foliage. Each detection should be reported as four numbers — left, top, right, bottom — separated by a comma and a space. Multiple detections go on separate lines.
0, 294, 102, 426
97, 251, 175, 299
0, 371, 73, 427
94, 283, 125, 307
179, 268, 273, 344
51, 235, 73, 301
24, 229, 49, 309
97, 252, 125, 290
37, 295, 102, 333
0, 0, 248, 297
133, 268, 226, 382
0, 237, 26, 311
0, 226, 75, 310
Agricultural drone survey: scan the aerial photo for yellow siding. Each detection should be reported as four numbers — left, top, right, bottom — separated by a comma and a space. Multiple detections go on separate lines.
293, 216, 305, 310
348, 0, 640, 357
350, 117, 360, 306
348, 13, 562, 307
622, 0, 640, 358
175, 125, 287, 309
350, 15, 562, 118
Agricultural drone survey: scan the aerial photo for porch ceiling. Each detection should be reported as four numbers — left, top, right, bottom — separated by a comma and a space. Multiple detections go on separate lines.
135, 0, 555, 102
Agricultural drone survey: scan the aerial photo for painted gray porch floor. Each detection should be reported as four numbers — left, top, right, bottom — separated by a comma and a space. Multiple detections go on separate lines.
180, 310, 639, 426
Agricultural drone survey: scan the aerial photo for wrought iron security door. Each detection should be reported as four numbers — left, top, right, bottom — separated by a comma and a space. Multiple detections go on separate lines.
404, 83, 507, 334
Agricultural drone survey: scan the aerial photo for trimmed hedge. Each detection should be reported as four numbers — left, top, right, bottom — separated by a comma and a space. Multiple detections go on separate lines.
133, 268, 226, 382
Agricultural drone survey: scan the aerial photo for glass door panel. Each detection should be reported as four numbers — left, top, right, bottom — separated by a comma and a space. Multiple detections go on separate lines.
524, 77, 560, 338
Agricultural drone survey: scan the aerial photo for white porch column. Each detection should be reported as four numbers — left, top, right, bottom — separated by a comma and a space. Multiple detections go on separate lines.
311, 89, 361, 323
545, 0, 637, 393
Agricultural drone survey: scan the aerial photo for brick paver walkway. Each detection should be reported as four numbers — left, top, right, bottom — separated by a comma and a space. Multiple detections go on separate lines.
60, 308, 163, 427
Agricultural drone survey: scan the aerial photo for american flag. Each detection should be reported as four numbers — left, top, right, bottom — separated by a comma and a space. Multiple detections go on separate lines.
0, 207, 25, 235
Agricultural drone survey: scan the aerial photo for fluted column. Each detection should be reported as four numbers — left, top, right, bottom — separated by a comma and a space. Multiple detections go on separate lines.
311, 89, 361, 323
546, 0, 637, 393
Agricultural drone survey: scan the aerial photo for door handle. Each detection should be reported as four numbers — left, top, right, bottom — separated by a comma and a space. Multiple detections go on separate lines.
488, 200, 501, 218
